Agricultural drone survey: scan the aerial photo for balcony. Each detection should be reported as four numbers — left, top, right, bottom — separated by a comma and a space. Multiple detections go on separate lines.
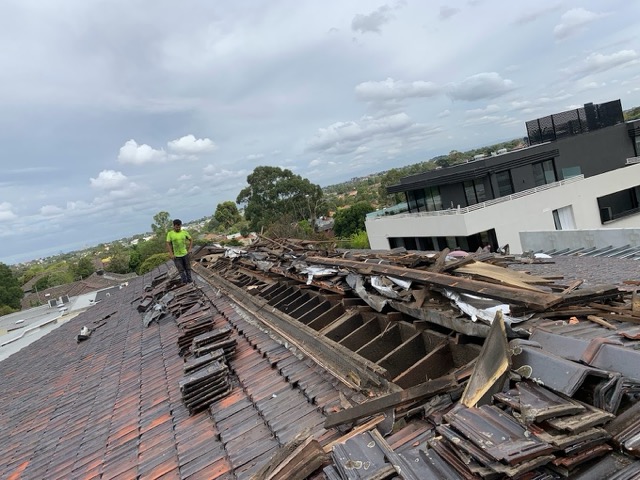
371, 175, 585, 221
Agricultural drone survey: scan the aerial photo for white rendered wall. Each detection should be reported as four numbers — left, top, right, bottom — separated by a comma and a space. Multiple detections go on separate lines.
366, 163, 640, 253
521, 228, 640, 253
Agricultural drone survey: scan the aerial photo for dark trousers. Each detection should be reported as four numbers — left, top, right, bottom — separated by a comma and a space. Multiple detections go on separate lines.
173, 254, 192, 283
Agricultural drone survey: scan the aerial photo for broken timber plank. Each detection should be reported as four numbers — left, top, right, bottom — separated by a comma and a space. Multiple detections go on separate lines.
561, 279, 584, 294
598, 313, 640, 325
324, 376, 458, 429
555, 285, 621, 307
454, 261, 552, 291
322, 414, 386, 453
428, 248, 450, 272
307, 256, 563, 311
440, 254, 477, 272
586, 315, 617, 330
263, 437, 327, 480
587, 302, 640, 317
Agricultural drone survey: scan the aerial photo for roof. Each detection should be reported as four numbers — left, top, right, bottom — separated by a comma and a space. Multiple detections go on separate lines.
20, 272, 128, 309
0, 263, 352, 479
3, 241, 640, 479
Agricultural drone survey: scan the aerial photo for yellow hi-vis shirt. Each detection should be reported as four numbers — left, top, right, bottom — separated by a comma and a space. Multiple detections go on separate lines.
166, 229, 191, 257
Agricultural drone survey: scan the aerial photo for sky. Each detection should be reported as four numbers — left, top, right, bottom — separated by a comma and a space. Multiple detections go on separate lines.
1, 0, 639, 265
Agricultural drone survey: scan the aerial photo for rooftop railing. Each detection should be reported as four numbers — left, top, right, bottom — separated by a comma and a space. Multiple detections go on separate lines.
372, 175, 585, 220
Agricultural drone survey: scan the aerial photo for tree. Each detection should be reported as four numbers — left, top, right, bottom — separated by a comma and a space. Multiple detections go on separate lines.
105, 244, 130, 274
214, 201, 242, 229
137, 236, 166, 261
264, 213, 305, 239
135, 211, 174, 268
204, 217, 221, 232
236, 166, 323, 232
151, 211, 172, 235
0, 263, 23, 313
34, 275, 51, 291
128, 248, 142, 273
333, 201, 375, 238
72, 256, 95, 280
378, 169, 406, 206
19, 265, 44, 285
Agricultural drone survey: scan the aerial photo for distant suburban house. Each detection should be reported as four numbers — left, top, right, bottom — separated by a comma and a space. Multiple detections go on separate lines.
366, 99, 640, 254
20, 272, 135, 310
315, 216, 335, 234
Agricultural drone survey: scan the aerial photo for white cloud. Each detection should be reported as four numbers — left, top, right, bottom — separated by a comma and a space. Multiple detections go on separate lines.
448, 73, 515, 101
89, 170, 142, 204
439, 6, 460, 20
178, 174, 192, 181
554, 8, 605, 40
202, 165, 248, 186
355, 78, 439, 101
466, 104, 501, 116
352, 5, 395, 34
117, 140, 167, 165
306, 112, 414, 154
167, 134, 217, 154
463, 115, 514, 127
509, 100, 532, 110
576, 80, 605, 92
536, 93, 573, 104
568, 50, 639, 76
0, 202, 17, 221
117, 135, 216, 165
246, 153, 264, 160
514, 5, 562, 26
90, 170, 131, 190
40, 205, 64, 217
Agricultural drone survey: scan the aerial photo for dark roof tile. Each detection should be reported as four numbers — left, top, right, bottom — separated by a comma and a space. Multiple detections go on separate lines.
0, 263, 346, 479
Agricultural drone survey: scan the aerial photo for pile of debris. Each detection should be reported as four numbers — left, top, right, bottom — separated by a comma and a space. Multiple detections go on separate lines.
193, 238, 638, 339
190, 238, 640, 477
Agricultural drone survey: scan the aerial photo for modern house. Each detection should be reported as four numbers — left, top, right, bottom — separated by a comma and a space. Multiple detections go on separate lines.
366, 99, 640, 254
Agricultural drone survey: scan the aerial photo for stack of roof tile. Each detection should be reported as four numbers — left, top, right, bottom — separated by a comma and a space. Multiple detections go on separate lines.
605, 401, 640, 458
180, 359, 232, 414
190, 325, 236, 358
436, 404, 557, 477
494, 381, 614, 476
178, 321, 236, 414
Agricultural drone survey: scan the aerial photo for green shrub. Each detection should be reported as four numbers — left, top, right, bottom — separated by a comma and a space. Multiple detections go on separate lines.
347, 230, 370, 249
138, 253, 171, 275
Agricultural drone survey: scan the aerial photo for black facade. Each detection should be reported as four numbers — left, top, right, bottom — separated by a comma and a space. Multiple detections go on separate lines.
526, 99, 625, 146
388, 100, 639, 213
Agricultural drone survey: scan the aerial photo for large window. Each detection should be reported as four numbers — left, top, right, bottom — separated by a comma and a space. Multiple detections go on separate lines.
495, 171, 514, 197
597, 186, 640, 223
407, 186, 442, 213
533, 159, 557, 186
463, 179, 487, 206
388, 229, 497, 253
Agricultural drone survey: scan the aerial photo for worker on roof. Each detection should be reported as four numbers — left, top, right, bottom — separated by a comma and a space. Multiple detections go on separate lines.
166, 219, 193, 284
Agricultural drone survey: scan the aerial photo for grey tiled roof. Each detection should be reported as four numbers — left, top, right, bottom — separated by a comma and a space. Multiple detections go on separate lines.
0, 264, 344, 479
